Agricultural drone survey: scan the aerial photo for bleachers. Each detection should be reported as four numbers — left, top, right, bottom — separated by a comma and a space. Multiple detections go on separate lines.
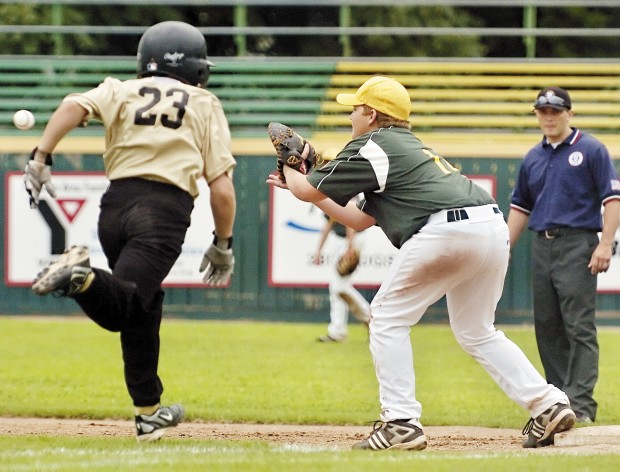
317, 62, 620, 133
0, 57, 136, 135
208, 61, 335, 134
0, 57, 336, 137
2, 57, 620, 151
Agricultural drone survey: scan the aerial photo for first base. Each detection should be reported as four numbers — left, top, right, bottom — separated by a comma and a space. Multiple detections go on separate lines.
555, 425, 620, 447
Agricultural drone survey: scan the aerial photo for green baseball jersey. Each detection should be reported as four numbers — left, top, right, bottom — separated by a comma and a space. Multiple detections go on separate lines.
307, 127, 494, 248
64, 76, 236, 197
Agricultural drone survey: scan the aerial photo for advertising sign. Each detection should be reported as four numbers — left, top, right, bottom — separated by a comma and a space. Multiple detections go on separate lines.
5, 172, 214, 287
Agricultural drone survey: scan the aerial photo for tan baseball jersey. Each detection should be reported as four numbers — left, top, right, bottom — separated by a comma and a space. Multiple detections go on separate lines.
64, 75, 236, 197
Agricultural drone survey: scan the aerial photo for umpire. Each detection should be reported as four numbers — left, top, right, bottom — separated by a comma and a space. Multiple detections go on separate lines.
25, 22, 237, 441
507, 86, 620, 423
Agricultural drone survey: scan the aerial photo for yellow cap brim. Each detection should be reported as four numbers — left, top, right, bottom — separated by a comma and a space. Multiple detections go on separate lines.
336, 93, 363, 106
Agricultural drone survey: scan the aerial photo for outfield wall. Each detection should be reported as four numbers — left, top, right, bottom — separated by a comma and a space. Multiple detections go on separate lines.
3, 136, 620, 325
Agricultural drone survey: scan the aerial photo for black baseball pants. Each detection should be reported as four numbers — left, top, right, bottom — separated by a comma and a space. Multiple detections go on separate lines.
73, 178, 193, 407
531, 231, 600, 420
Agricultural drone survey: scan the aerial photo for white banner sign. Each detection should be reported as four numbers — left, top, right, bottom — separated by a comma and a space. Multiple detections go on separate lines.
268, 176, 496, 288
5, 172, 214, 287
595, 232, 620, 294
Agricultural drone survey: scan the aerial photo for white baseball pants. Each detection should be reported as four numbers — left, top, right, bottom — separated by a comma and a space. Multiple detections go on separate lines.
327, 237, 370, 339
369, 204, 569, 423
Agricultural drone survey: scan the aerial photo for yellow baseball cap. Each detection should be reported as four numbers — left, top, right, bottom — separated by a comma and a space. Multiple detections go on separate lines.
336, 76, 411, 121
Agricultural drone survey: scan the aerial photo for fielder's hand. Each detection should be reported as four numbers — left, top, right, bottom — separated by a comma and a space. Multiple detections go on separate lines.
199, 237, 234, 286
24, 148, 57, 209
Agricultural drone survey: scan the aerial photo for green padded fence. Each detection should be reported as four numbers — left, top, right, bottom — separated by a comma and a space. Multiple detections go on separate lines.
2, 152, 620, 324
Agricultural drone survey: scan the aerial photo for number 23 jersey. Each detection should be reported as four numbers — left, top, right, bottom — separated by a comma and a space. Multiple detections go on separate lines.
63, 75, 236, 198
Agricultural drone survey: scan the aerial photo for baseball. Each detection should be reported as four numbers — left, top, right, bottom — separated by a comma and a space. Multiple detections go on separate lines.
13, 109, 36, 130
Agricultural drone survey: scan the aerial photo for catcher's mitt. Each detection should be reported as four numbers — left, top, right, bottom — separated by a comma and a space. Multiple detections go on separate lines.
336, 246, 361, 276
268, 122, 319, 182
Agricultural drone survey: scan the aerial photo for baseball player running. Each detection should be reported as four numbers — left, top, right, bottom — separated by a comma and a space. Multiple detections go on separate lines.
24, 21, 236, 441
267, 76, 575, 450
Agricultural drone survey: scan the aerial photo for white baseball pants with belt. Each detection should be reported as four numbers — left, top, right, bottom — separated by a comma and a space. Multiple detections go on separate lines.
369, 204, 569, 424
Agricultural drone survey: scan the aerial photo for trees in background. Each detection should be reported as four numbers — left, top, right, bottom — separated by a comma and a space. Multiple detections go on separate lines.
349, 6, 485, 58
0, 3, 618, 58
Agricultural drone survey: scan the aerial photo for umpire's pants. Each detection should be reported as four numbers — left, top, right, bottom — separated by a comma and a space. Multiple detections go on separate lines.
73, 178, 193, 407
532, 231, 600, 420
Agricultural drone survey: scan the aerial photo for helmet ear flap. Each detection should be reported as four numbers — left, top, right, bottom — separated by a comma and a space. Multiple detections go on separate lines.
187, 58, 211, 87
200, 67, 210, 87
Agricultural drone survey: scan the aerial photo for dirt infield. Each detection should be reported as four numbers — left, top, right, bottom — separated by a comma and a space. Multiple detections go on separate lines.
2, 417, 620, 454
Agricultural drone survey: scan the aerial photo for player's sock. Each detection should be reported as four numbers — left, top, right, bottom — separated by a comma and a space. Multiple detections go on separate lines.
135, 404, 160, 416
76, 271, 95, 293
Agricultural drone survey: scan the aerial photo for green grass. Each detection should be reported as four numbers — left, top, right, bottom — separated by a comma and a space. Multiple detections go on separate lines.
0, 435, 617, 472
1, 316, 620, 471
1, 436, 619, 472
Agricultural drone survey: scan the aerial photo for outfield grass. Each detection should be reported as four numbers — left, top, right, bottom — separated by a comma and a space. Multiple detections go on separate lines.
1, 316, 619, 470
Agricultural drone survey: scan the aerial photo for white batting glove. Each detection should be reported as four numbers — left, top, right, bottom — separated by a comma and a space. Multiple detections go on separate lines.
24, 159, 57, 209
199, 237, 234, 286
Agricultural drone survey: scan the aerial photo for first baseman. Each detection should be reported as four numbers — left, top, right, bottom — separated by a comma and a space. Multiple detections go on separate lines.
267, 76, 576, 450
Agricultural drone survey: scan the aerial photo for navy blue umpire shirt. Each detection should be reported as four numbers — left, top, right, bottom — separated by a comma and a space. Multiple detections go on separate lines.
511, 127, 620, 232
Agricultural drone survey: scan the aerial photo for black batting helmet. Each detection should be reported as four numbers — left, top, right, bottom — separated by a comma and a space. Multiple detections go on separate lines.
137, 21, 214, 87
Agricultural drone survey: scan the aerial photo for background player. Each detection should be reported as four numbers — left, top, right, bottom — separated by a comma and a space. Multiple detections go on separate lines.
314, 210, 370, 343
313, 148, 370, 342
24, 21, 237, 442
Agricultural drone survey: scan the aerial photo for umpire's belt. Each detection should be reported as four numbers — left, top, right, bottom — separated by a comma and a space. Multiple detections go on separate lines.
427, 204, 501, 225
537, 227, 596, 239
